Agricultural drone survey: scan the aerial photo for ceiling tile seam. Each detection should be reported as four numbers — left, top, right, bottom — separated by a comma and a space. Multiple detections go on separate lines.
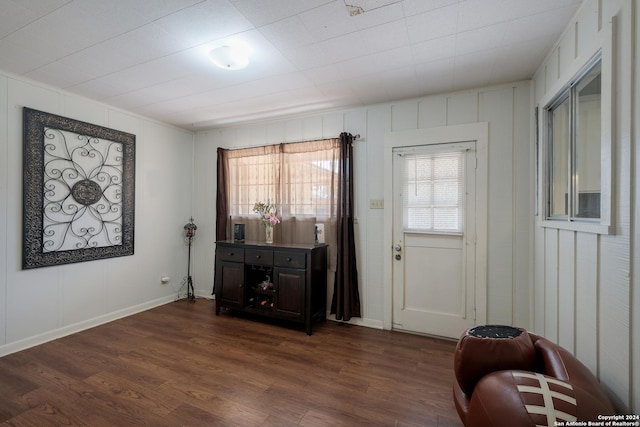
454, 4, 583, 36
256, 6, 409, 66
234, 0, 335, 28
343, 0, 403, 15
272, 27, 411, 75
0, 0, 73, 43
451, 0, 461, 80
19, 0, 212, 77
110, 71, 307, 110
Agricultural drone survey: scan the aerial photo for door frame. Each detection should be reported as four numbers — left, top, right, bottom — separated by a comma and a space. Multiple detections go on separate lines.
383, 123, 489, 332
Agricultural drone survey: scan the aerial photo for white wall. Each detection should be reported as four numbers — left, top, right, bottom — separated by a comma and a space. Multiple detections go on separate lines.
0, 72, 195, 356
532, 0, 638, 411
193, 80, 532, 331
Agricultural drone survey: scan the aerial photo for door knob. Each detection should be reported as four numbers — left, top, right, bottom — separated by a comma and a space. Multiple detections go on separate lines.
394, 244, 402, 252
395, 254, 402, 260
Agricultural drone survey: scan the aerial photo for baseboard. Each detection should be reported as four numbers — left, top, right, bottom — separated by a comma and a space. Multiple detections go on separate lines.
197, 286, 215, 299
0, 295, 176, 358
326, 313, 384, 330
195, 290, 214, 300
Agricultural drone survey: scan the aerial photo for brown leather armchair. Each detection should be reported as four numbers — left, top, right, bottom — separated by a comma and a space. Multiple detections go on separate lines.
453, 325, 616, 427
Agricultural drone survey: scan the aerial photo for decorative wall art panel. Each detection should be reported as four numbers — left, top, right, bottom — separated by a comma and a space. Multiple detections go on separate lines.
22, 107, 136, 269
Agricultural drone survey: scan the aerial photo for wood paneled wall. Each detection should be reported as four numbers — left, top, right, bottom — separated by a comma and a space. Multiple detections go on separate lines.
532, 0, 638, 411
194, 81, 532, 343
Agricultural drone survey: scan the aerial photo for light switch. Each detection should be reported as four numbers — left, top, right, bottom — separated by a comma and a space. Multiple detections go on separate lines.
369, 199, 384, 209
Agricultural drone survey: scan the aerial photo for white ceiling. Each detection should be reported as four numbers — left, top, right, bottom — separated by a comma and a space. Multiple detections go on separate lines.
0, 0, 582, 130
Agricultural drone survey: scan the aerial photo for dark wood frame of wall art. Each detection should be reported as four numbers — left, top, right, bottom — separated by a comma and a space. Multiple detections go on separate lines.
22, 107, 136, 269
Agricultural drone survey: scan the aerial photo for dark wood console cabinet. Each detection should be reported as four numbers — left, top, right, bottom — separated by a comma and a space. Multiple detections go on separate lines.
214, 241, 328, 335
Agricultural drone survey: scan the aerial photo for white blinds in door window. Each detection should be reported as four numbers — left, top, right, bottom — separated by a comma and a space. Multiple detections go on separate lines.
403, 151, 464, 233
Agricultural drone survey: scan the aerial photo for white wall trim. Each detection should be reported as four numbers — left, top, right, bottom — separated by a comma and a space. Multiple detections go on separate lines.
0, 295, 176, 358
326, 313, 384, 330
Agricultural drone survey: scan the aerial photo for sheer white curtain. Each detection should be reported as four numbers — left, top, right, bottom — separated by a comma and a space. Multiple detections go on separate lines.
223, 138, 340, 268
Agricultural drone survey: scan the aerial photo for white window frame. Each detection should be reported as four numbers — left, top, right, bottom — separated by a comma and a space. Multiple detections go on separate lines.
400, 148, 466, 235
538, 21, 614, 235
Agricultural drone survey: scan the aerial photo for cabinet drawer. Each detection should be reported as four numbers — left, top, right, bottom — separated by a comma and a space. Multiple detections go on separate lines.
274, 251, 306, 269
218, 246, 244, 262
245, 249, 273, 266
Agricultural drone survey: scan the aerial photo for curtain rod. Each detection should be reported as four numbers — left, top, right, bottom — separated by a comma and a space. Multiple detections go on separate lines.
222, 133, 363, 153
277, 133, 361, 144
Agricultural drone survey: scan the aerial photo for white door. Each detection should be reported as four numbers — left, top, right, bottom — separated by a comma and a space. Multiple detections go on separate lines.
391, 142, 478, 339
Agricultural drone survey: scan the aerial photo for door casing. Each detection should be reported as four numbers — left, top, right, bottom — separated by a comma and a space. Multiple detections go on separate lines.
383, 123, 489, 333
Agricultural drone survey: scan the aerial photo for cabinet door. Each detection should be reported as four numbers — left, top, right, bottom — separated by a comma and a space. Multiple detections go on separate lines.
273, 267, 304, 319
217, 261, 244, 309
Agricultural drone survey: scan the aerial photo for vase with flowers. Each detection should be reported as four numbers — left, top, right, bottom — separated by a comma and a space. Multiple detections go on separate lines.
253, 201, 280, 244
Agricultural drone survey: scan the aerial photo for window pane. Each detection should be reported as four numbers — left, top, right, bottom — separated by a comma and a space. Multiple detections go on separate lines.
403, 151, 463, 232
550, 95, 570, 217
544, 56, 604, 226
282, 153, 337, 218
229, 154, 279, 216
574, 63, 601, 218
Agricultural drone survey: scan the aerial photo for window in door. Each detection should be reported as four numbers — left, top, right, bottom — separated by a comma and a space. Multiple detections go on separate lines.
402, 151, 464, 233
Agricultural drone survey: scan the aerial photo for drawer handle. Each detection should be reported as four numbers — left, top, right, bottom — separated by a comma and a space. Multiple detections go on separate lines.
286, 257, 292, 262
256, 255, 261, 259
228, 252, 234, 256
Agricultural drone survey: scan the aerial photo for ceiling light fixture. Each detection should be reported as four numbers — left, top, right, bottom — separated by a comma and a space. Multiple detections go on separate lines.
208, 43, 251, 70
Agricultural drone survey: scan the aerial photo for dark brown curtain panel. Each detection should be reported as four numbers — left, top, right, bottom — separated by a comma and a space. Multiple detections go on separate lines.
330, 132, 361, 320
216, 147, 229, 241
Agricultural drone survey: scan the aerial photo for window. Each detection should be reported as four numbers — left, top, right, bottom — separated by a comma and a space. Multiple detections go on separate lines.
403, 151, 464, 233
546, 56, 602, 222
227, 141, 339, 220
219, 138, 341, 251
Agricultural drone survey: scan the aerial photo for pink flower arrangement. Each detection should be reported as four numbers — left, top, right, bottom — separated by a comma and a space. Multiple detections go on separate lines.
253, 201, 280, 226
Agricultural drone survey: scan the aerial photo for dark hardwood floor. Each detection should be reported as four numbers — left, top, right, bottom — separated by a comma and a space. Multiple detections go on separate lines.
0, 299, 464, 427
